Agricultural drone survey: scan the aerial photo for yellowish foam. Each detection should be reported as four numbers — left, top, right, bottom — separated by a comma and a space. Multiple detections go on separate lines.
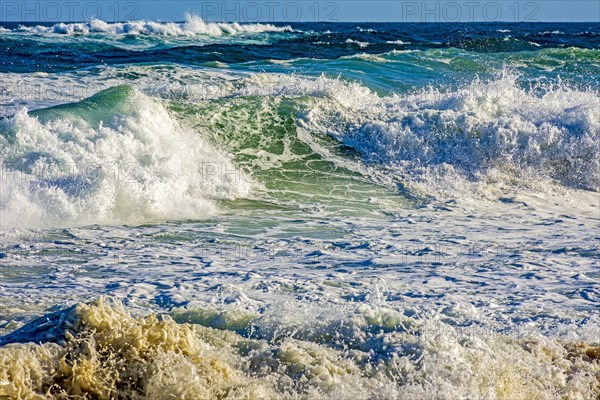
0, 298, 598, 399
0, 298, 272, 399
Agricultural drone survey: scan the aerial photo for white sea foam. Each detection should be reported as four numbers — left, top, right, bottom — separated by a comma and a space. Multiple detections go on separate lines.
293, 73, 600, 197
0, 87, 253, 229
345, 38, 369, 48
386, 40, 408, 45
341, 53, 390, 62
2, 66, 598, 200
14, 14, 292, 36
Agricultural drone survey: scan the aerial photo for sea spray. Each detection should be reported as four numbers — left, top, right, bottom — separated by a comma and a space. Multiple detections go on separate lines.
0, 298, 598, 399
296, 73, 600, 197
0, 86, 253, 229
10, 14, 292, 37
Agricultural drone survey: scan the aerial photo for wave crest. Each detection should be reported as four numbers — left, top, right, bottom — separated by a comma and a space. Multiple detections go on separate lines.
296, 73, 600, 197
0, 86, 252, 229
14, 14, 292, 36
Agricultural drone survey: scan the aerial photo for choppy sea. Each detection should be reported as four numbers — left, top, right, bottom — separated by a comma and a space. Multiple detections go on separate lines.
0, 16, 599, 399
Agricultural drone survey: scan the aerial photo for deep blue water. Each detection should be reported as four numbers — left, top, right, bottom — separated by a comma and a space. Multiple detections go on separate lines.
1, 22, 599, 73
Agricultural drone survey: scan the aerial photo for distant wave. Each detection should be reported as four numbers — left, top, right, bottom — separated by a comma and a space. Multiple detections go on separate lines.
386, 40, 408, 45
11, 13, 292, 36
345, 38, 369, 48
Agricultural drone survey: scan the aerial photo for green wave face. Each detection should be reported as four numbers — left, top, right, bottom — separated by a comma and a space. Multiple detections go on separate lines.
30, 85, 136, 126
171, 96, 412, 217
1, 84, 411, 228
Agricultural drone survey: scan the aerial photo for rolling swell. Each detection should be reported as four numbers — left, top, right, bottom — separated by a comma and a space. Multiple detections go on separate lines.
2, 20, 599, 73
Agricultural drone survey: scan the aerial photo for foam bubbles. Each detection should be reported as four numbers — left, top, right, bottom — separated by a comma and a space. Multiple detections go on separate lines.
1, 298, 598, 399
296, 73, 600, 198
0, 86, 253, 229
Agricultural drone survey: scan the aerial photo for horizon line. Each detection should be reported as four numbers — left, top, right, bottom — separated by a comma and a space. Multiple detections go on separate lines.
2, 20, 600, 24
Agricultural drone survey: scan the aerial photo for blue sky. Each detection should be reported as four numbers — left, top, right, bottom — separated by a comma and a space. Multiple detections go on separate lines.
1, 1, 599, 22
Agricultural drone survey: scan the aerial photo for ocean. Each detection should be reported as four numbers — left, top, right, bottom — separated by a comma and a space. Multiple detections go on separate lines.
0, 16, 599, 399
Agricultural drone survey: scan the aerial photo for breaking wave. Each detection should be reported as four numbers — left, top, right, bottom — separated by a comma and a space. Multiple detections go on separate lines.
0, 86, 252, 229
12, 14, 292, 36
293, 73, 600, 197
